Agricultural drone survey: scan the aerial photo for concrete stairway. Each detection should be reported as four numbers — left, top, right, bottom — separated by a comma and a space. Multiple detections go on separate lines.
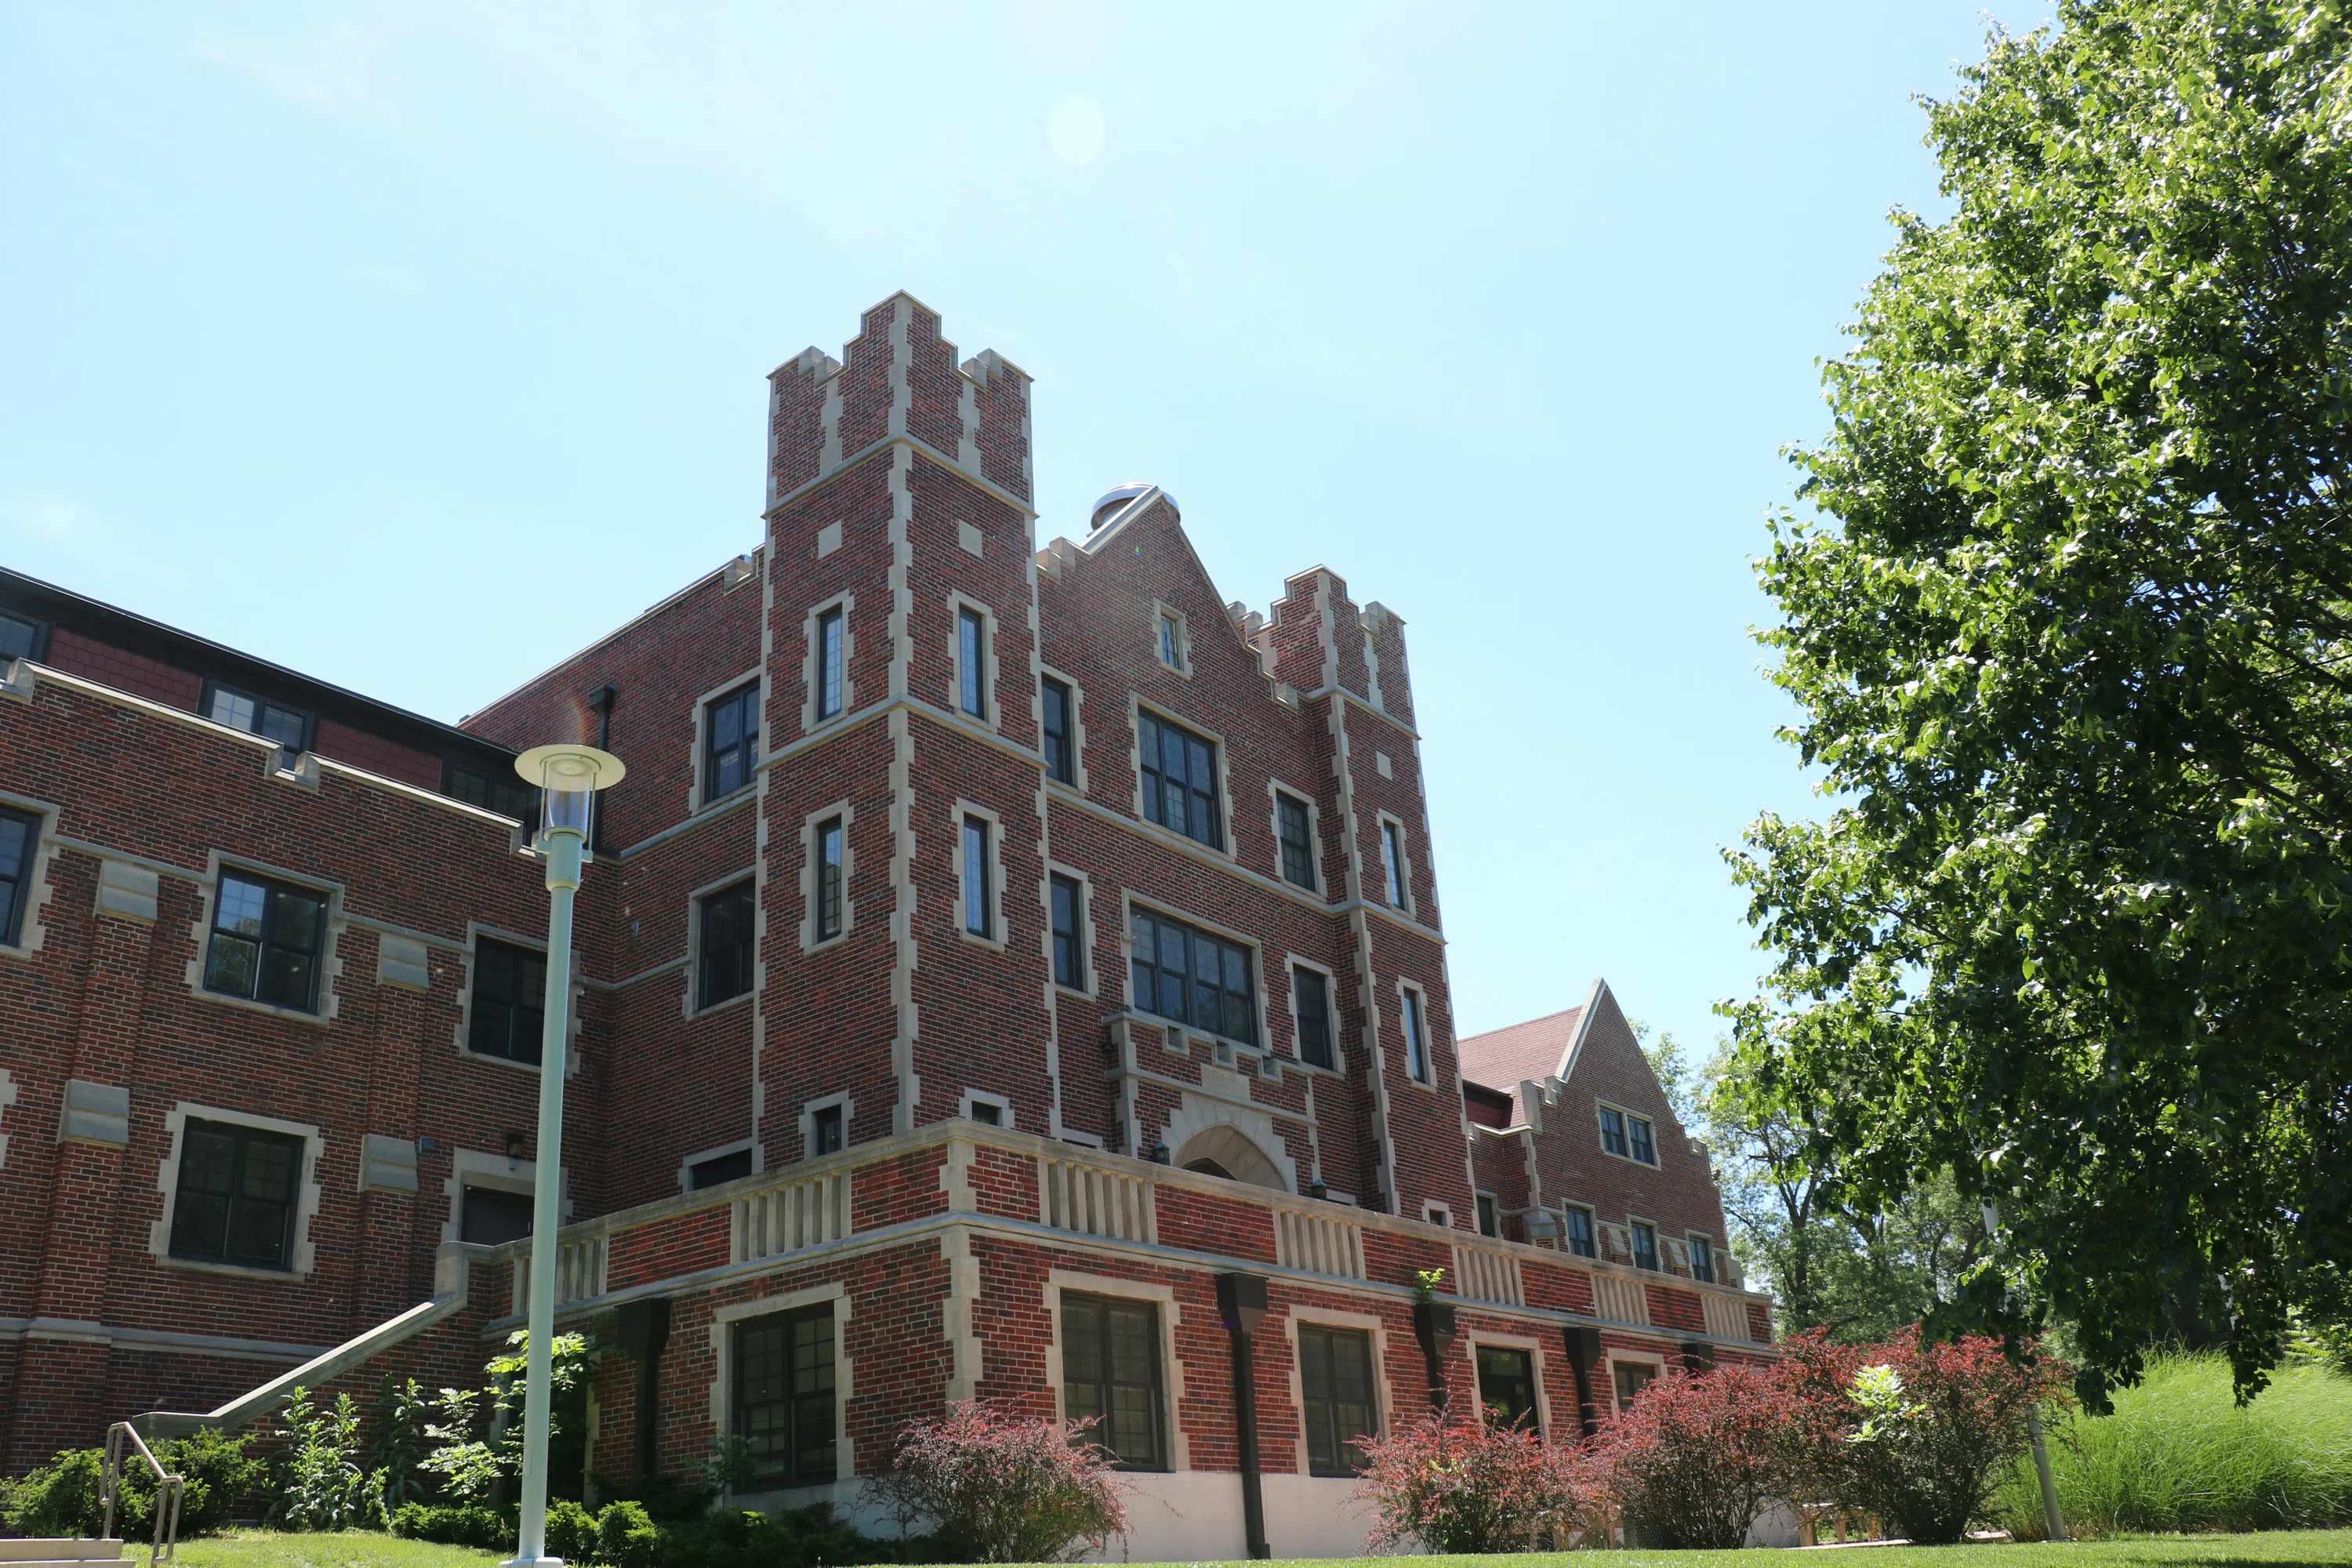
0, 1540, 129, 1567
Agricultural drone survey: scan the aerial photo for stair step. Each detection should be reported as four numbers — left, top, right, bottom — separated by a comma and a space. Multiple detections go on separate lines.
0, 1544, 125, 1565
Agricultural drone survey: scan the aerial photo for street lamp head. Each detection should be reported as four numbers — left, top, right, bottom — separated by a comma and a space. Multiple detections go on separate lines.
514, 744, 626, 839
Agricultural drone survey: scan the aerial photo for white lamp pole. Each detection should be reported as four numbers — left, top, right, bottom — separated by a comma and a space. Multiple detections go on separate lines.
505, 744, 625, 1568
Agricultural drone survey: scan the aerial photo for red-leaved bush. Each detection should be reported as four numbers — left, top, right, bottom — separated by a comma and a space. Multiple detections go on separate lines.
862, 1399, 1130, 1563
1350, 1413, 1589, 1553
1778, 1327, 2071, 1544
1588, 1362, 1801, 1548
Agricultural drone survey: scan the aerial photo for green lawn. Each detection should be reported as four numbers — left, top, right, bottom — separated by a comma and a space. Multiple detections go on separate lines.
165, 1528, 2352, 1568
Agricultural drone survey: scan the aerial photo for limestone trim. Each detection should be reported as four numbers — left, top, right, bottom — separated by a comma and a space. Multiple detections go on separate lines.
183, 850, 347, 1027
1466, 1327, 1557, 1438
706, 1281, 853, 1502
1282, 953, 1346, 1076
1602, 1345, 1671, 1415
1374, 810, 1415, 917
799, 800, 857, 952
951, 799, 1008, 952
957, 1088, 1014, 1129
1396, 978, 1439, 1091
800, 1091, 855, 1163
686, 666, 765, 818
1149, 600, 1192, 679
944, 590, 1002, 733
1044, 1269, 1192, 1472
0, 786, 62, 958
886, 452, 922, 1135
0, 1066, 16, 1167
151, 1102, 328, 1279
1265, 780, 1323, 898
1279, 1305, 1396, 1479
441, 1146, 571, 1243
682, 866, 760, 1019
764, 431, 1040, 523
799, 592, 856, 734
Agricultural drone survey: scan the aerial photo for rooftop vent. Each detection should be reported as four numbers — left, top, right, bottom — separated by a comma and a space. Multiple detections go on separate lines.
1089, 482, 1178, 535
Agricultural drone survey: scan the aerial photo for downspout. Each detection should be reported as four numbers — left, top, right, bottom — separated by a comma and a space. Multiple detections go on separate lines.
615, 1297, 670, 1484
1564, 1325, 1602, 1439
587, 686, 618, 853
1216, 1273, 1271, 1560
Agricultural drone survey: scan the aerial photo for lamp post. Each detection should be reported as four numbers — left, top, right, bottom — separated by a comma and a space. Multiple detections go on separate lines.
504, 743, 625, 1568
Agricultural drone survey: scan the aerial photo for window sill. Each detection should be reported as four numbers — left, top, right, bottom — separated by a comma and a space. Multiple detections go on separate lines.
159, 1254, 306, 1283
1597, 1147, 1662, 1171
1045, 779, 1087, 800
1052, 981, 1095, 1002
956, 927, 1007, 955
691, 989, 757, 1020
695, 786, 758, 818
193, 988, 330, 1028
804, 930, 851, 953
457, 1045, 546, 1075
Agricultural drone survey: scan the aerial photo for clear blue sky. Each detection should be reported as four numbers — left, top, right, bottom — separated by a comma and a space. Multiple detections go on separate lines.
2, 2, 2040, 1055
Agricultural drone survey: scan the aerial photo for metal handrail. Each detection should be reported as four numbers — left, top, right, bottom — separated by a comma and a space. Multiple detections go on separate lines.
102, 1421, 185, 1568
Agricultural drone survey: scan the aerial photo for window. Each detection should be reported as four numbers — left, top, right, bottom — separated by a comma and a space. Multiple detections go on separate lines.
1130, 908, 1255, 1045
690, 1149, 754, 1189
1041, 677, 1076, 784
1400, 988, 1430, 1083
0, 611, 43, 662
468, 940, 546, 1065
1630, 1220, 1661, 1272
169, 1119, 304, 1269
736, 1305, 837, 1487
961, 817, 992, 938
204, 873, 327, 1013
1061, 1294, 1164, 1469
1475, 1194, 1500, 1238
0, 805, 37, 946
1138, 711, 1220, 848
1157, 611, 1183, 670
1277, 793, 1315, 889
1293, 967, 1334, 1069
814, 817, 845, 942
1381, 820, 1408, 908
445, 762, 535, 822
1629, 1112, 1657, 1165
1599, 1105, 1628, 1158
969, 1101, 1002, 1126
698, 883, 757, 1008
705, 682, 760, 803
1601, 1105, 1656, 1164
461, 1185, 533, 1245
1425, 1203, 1452, 1229
815, 608, 844, 720
205, 683, 308, 749
1051, 874, 1085, 989
1613, 1361, 1658, 1414
1688, 1233, 1716, 1284
1475, 1345, 1539, 1432
957, 607, 987, 718
1563, 1205, 1597, 1258
808, 1104, 844, 1157
1299, 1326, 1378, 1476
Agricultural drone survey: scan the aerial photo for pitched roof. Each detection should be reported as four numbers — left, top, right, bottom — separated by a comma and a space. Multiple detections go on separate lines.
1457, 1003, 1588, 1127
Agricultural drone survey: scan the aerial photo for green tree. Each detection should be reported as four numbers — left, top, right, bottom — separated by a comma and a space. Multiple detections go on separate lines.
1731, 0, 2352, 1403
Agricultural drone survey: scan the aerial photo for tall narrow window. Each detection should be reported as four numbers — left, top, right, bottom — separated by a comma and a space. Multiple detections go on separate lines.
1687, 1233, 1715, 1284
1130, 909, 1256, 1045
1476, 1194, 1500, 1238
1381, 820, 1408, 908
1277, 793, 1316, 889
1563, 1205, 1597, 1258
205, 682, 309, 749
816, 608, 844, 720
1475, 1345, 1539, 1432
1299, 1325, 1378, 1476
1041, 677, 1076, 784
1599, 1105, 1630, 1158
1400, 988, 1429, 1083
0, 805, 38, 947
698, 883, 756, 1008
1293, 967, 1334, 1069
705, 682, 760, 803
1630, 1220, 1661, 1272
809, 1104, 844, 1156
169, 1119, 303, 1270
0, 611, 43, 662
469, 939, 547, 1065
958, 608, 986, 718
1138, 712, 1220, 848
1061, 1294, 1165, 1469
1628, 1112, 1657, 1165
1157, 612, 1183, 670
962, 818, 992, 938
204, 873, 326, 1013
815, 817, 845, 942
737, 1305, 837, 1487
1051, 874, 1084, 989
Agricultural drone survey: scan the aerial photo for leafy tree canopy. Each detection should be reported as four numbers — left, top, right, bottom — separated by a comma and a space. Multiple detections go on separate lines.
1730, 0, 2352, 1403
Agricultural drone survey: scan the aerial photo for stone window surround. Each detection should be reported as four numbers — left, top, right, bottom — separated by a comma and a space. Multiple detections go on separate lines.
150, 1101, 328, 1279
800, 593, 855, 734
800, 1091, 854, 1162
957, 1087, 1014, 1128
945, 591, 1000, 732
683, 866, 760, 1019
1036, 662, 1089, 795
1041, 858, 1097, 999
687, 666, 765, 815
1374, 810, 1415, 916
1474, 1189, 1501, 1237
952, 800, 1007, 953
1467, 1328, 1556, 1437
1685, 1229, 1719, 1283
677, 1138, 760, 1194
1421, 1200, 1453, 1229
1120, 891, 1272, 1057
1395, 977, 1439, 1092
800, 801, 856, 952
1266, 780, 1321, 895
440, 1145, 568, 1243
183, 851, 346, 1027
1605, 1346, 1670, 1414
1595, 1098, 1660, 1168
454, 920, 579, 1076
1280, 1304, 1395, 1479
1043, 1268, 1191, 1472
0, 1065, 16, 1167
705, 1282, 853, 1504
1126, 697, 1236, 862
1150, 599, 1192, 678
0, 786, 61, 960
1282, 953, 1345, 1076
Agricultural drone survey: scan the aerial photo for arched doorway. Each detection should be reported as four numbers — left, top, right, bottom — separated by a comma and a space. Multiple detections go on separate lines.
1171, 1124, 1287, 1191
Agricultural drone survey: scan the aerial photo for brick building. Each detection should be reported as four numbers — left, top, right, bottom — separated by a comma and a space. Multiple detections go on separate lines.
0, 294, 1772, 1559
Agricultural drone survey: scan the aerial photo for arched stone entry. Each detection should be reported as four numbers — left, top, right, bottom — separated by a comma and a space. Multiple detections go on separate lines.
1173, 1123, 1287, 1191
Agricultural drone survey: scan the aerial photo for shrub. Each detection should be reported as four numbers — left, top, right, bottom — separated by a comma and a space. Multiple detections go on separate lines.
648, 1503, 900, 1568
1780, 1327, 2071, 1544
594, 1497, 662, 1567
1350, 1412, 1588, 1554
0, 1428, 260, 1541
1990, 1353, 2352, 1537
1589, 1362, 1800, 1548
863, 1399, 1127, 1563
263, 1388, 370, 1531
390, 1500, 513, 1549
545, 1497, 599, 1561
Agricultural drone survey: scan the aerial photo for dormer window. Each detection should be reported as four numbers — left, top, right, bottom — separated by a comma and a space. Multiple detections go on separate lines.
205, 681, 308, 750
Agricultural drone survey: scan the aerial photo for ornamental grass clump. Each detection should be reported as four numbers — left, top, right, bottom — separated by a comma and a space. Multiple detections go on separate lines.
1588, 1361, 1801, 1548
863, 1399, 1128, 1563
1350, 1412, 1589, 1554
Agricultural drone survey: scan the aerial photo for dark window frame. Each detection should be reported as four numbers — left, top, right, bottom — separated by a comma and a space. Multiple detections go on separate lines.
961, 816, 993, 938
808, 1103, 844, 1158
1628, 1112, 1657, 1165
467, 938, 548, 1065
202, 680, 312, 750
1687, 1232, 1715, 1284
1475, 1193, 1500, 1238
1276, 793, 1316, 889
1563, 1205, 1597, 1258
1630, 1219, 1661, 1272
1129, 906, 1257, 1047
690, 1149, 756, 1189
735, 1303, 838, 1489
1293, 965, 1334, 1069
168, 1117, 306, 1270
1156, 610, 1184, 671
1051, 873, 1085, 989
1299, 1323, 1379, 1477
1060, 1292, 1167, 1471
957, 606, 988, 719
0, 609, 48, 664
1613, 1360, 1659, 1414
1400, 986, 1430, 1083
202, 870, 328, 1014
444, 760, 538, 826
1599, 1105, 1630, 1158
697, 881, 757, 1010
815, 817, 845, 942
703, 681, 760, 804
815, 607, 845, 720
1138, 710, 1221, 849
461, 1184, 534, 1246
1474, 1344, 1540, 1433
0, 804, 39, 948
1041, 676, 1076, 785
1381, 818, 1409, 908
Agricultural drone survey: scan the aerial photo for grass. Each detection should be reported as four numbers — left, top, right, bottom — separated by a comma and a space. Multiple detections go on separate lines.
1990, 1357, 2352, 1538
162, 1530, 2352, 1568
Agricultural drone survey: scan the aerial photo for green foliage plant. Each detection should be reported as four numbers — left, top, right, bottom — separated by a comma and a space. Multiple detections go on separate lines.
264, 1388, 370, 1533
0, 1428, 260, 1541
369, 1376, 434, 1522
1729, 0, 2352, 1403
